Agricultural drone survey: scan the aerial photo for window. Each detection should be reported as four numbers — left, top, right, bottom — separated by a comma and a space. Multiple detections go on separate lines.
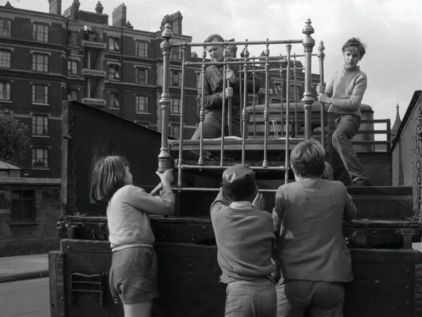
108, 64, 120, 80
290, 84, 302, 101
32, 148, 48, 168
68, 31, 78, 46
170, 98, 181, 115
33, 23, 48, 42
0, 50, 11, 68
171, 47, 182, 59
136, 95, 148, 113
169, 124, 180, 139
136, 68, 148, 85
67, 59, 78, 75
68, 89, 78, 101
135, 41, 148, 57
32, 84, 48, 104
0, 82, 10, 101
11, 190, 36, 222
108, 92, 120, 108
32, 115, 48, 136
0, 18, 11, 38
32, 54, 48, 72
170, 70, 182, 86
108, 37, 120, 51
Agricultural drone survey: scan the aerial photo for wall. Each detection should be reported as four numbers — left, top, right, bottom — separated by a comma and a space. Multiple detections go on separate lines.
0, 177, 61, 256
391, 91, 422, 215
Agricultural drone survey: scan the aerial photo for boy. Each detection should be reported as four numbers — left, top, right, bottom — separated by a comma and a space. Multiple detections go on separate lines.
210, 164, 276, 317
318, 38, 369, 186
191, 35, 258, 140
273, 140, 357, 317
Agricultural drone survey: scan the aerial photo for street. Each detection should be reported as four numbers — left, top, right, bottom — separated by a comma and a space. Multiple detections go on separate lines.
0, 278, 50, 317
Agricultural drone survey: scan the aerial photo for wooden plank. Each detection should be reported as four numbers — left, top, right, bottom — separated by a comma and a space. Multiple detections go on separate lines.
49, 251, 65, 317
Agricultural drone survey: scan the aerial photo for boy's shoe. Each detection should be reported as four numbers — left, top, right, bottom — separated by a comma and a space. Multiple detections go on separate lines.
351, 177, 370, 186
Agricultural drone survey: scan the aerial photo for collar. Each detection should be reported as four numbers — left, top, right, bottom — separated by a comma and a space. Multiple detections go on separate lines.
229, 201, 254, 209
344, 65, 359, 72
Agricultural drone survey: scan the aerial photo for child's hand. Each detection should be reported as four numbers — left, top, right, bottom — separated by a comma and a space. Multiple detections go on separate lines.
318, 93, 331, 104
156, 169, 174, 186
252, 191, 265, 210
226, 69, 236, 84
224, 87, 233, 99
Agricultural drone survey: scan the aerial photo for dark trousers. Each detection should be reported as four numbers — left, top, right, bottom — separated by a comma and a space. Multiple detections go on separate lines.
276, 280, 345, 317
327, 113, 367, 184
191, 109, 241, 140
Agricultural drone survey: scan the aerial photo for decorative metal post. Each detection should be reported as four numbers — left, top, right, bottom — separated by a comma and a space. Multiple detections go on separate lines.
285, 43, 291, 184
158, 23, 173, 172
262, 40, 270, 168
241, 42, 250, 164
302, 19, 315, 141
317, 41, 326, 148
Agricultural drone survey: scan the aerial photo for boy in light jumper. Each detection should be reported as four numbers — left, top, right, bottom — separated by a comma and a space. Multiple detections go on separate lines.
318, 37, 369, 186
211, 164, 276, 317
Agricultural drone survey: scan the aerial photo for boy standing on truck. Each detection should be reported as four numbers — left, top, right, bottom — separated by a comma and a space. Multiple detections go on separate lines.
273, 140, 357, 316
318, 37, 369, 186
211, 164, 276, 317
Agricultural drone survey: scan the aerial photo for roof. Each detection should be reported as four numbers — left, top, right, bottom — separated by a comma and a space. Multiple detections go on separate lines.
391, 90, 422, 151
0, 160, 21, 170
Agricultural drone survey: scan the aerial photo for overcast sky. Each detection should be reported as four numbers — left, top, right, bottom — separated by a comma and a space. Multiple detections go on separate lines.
9, 0, 422, 124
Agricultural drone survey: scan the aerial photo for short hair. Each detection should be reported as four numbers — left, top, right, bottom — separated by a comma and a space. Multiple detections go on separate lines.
342, 37, 366, 58
290, 139, 325, 178
89, 155, 129, 203
221, 164, 257, 201
205, 34, 224, 43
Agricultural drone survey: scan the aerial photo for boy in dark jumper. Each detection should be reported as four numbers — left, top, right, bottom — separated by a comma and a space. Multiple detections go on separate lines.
211, 164, 276, 317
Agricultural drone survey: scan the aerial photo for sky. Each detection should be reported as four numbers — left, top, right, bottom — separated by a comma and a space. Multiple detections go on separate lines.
6, 0, 422, 124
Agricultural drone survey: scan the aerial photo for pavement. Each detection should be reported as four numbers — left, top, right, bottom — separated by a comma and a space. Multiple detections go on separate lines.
0, 253, 49, 283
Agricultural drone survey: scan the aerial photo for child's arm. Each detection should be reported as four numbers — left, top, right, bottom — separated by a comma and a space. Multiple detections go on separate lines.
319, 73, 367, 112
329, 74, 367, 111
210, 188, 232, 216
126, 170, 175, 216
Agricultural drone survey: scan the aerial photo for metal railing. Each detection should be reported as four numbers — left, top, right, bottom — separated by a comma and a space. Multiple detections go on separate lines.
158, 20, 324, 185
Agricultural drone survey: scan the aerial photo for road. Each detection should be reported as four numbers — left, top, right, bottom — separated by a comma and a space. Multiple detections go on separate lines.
0, 278, 50, 317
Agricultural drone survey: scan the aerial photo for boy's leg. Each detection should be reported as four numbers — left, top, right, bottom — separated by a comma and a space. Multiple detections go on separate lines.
191, 110, 223, 140
327, 113, 351, 185
276, 282, 291, 317
284, 280, 312, 317
331, 115, 367, 184
308, 282, 344, 317
123, 301, 153, 317
225, 280, 276, 317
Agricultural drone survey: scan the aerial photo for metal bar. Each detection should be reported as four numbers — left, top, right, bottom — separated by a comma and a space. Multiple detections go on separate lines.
198, 46, 207, 165
241, 46, 250, 163
220, 51, 228, 167
262, 42, 270, 168
180, 164, 287, 171
284, 43, 291, 184
252, 66, 257, 138
177, 44, 187, 187
157, 23, 172, 172
174, 39, 303, 47
302, 19, 315, 141
318, 41, 326, 148
185, 60, 307, 68
279, 56, 284, 138
293, 54, 298, 136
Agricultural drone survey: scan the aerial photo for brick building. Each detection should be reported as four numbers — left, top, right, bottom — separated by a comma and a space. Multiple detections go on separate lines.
0, 176, 61, 256
0, 0, 198, 178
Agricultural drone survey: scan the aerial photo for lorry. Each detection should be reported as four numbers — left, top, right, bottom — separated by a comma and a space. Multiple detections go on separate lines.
49, 20, 422, 316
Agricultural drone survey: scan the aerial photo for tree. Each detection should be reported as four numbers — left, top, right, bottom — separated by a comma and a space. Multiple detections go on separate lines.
0, 110, 30, 165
